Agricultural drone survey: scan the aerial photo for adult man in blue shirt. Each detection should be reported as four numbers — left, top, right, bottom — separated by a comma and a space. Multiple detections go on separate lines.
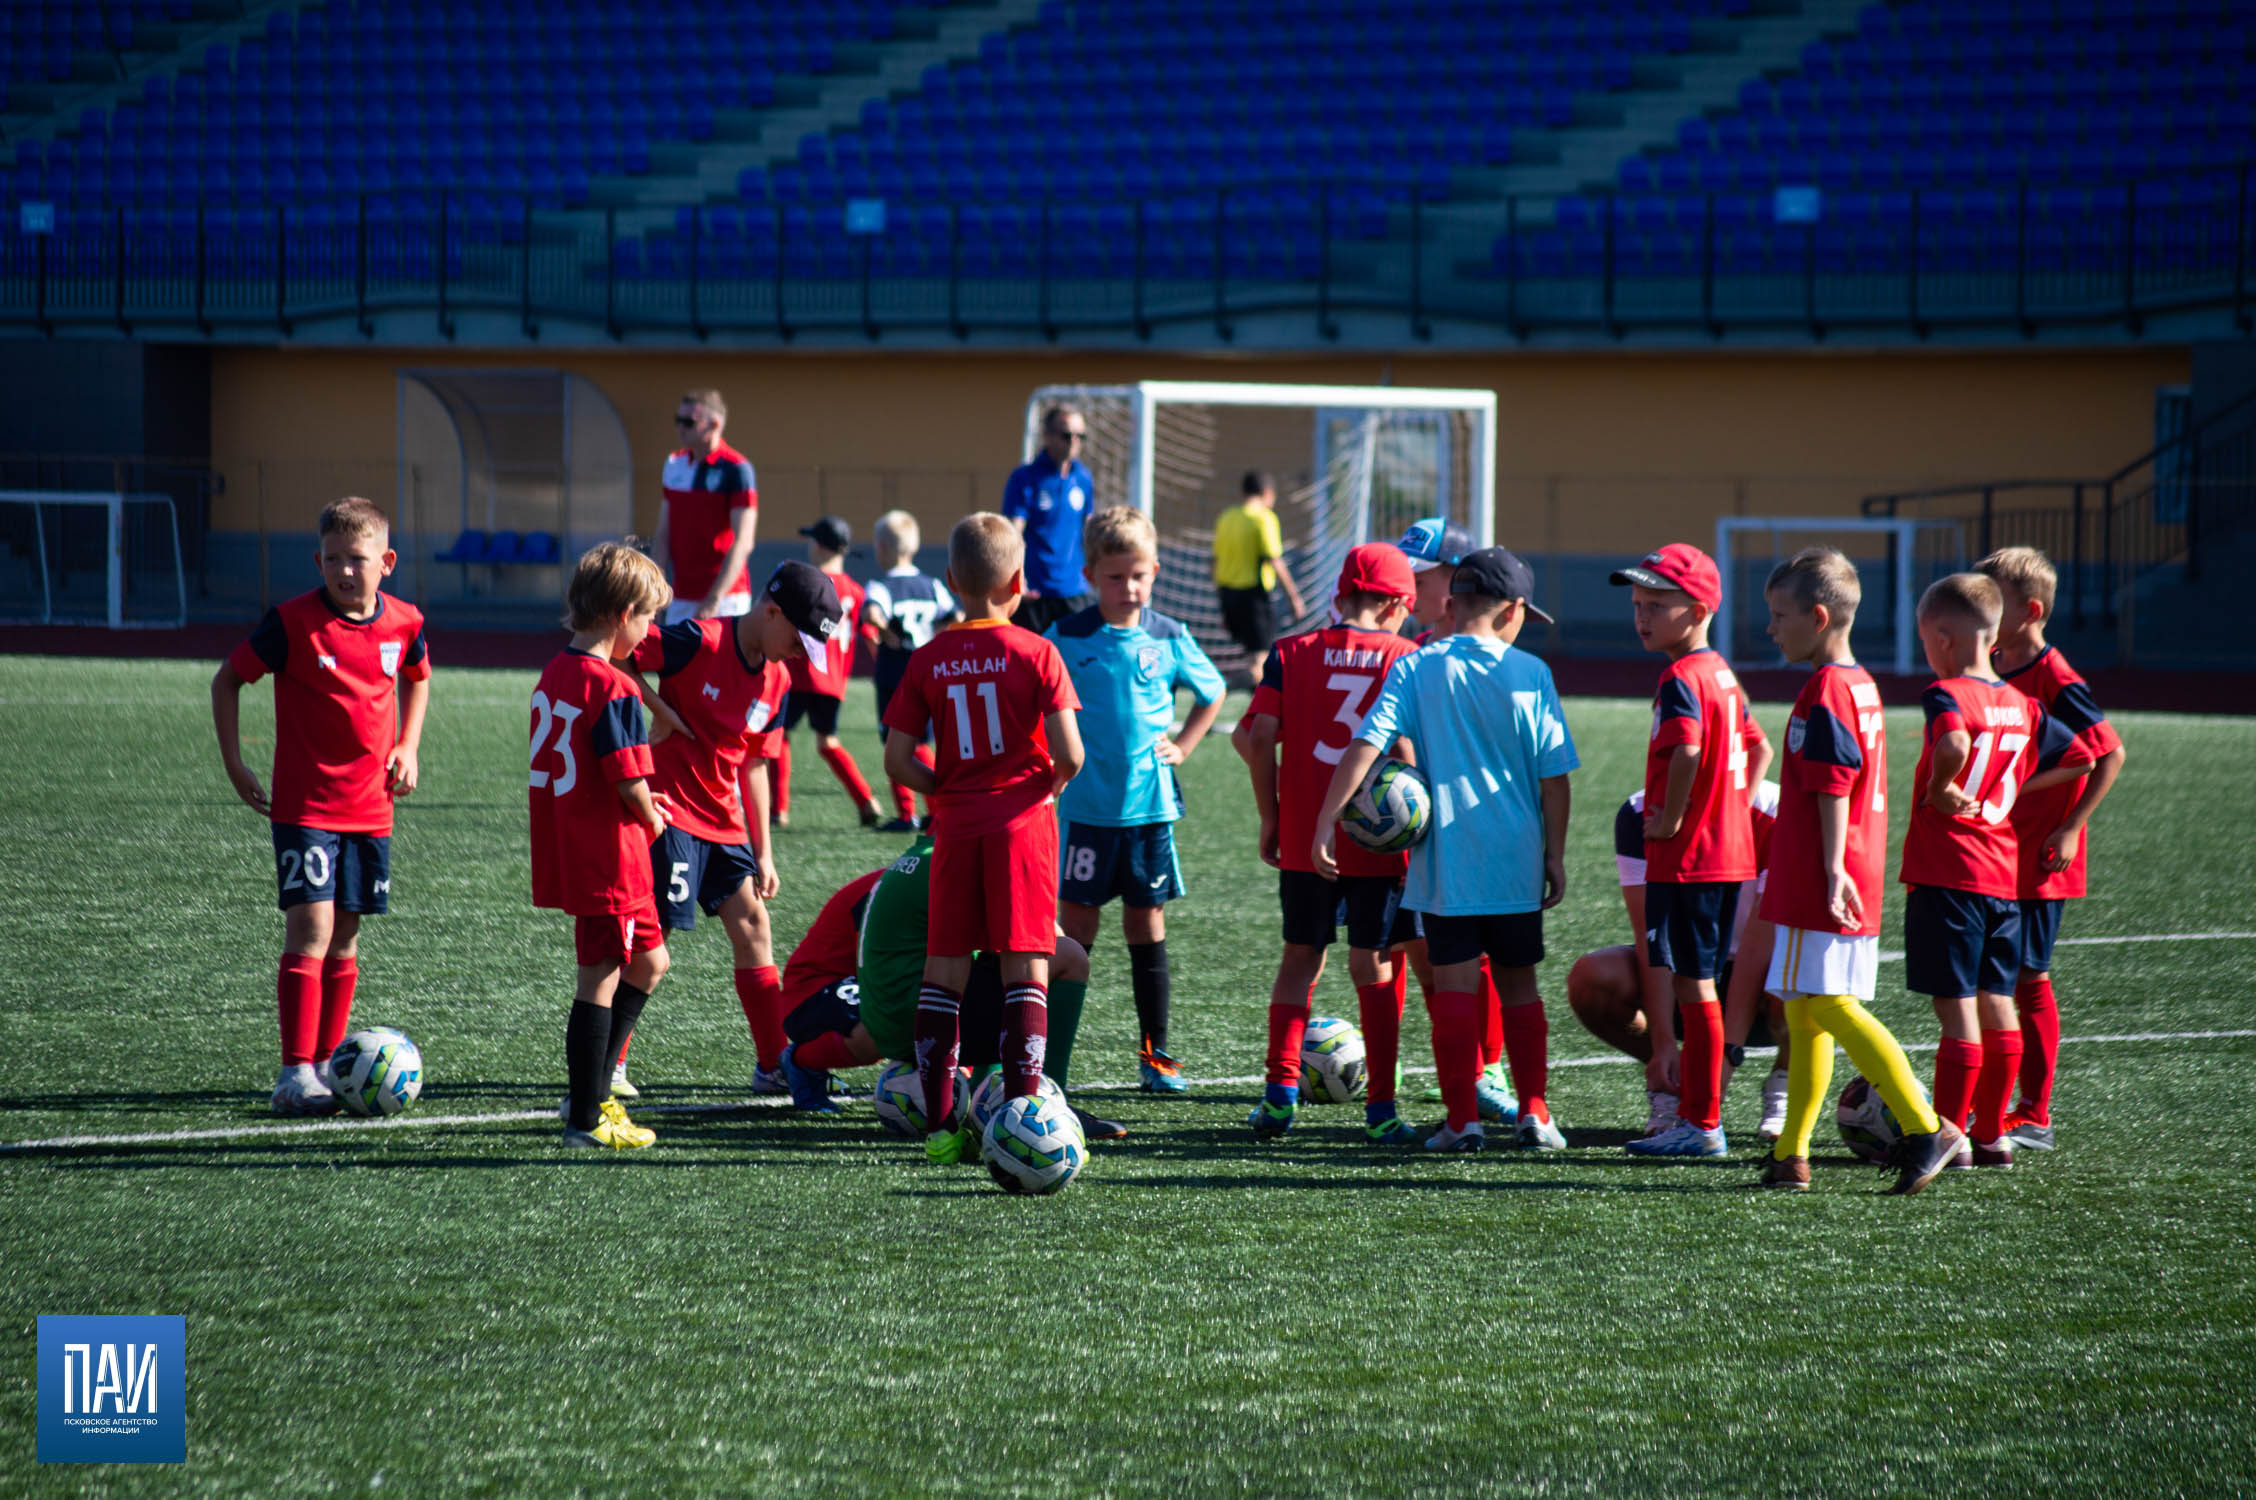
1003, 403, 1098, 635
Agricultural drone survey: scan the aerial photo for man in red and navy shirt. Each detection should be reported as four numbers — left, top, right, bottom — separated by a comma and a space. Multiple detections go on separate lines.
655, 388, 759, 624
1612, 542, 1771, 1156
213, 498, 430, 1117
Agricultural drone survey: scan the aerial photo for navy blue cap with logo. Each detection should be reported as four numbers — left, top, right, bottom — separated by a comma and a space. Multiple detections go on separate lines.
1448, 545, 1556, 624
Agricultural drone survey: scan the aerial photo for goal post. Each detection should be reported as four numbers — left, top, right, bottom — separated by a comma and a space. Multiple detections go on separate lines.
1715, 515, 1968, 678
0, 491, 189, 628
1023, 381, 1495, 669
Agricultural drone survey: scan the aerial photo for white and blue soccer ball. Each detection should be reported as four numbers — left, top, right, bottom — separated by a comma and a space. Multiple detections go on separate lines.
1298, 1017, 1368, 1104
871, 1061, 969, 1138
329, 1028, 423, 1117
1340, 757, 1432, 853
1836, 1075, 1923, 1164
968, 1069, 1065, 1136
980, 1091, 1086, 1196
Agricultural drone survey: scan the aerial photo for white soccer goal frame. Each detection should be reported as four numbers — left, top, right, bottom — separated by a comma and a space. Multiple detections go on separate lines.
0, 490, 189, 628
1715, 515, 1965, 678
1022, 381, 1497, 548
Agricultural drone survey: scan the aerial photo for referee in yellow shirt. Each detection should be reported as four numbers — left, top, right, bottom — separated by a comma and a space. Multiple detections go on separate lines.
1212, 470, 1308, 680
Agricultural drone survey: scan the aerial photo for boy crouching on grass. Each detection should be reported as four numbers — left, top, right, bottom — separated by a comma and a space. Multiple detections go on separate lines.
530, 542, 673, 1150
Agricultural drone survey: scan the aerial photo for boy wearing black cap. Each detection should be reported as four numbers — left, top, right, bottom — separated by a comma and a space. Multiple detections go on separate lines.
1312, 547, 1580, 1153
775, 516, 885, 828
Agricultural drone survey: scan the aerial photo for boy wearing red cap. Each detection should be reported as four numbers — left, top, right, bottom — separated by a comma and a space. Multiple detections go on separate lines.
1234, 543, 1424, 1144
1612, 543, 1772, 1159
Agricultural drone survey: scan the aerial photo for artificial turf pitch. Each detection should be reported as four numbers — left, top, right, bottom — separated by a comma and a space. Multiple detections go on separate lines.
3, 654, 2253, 1497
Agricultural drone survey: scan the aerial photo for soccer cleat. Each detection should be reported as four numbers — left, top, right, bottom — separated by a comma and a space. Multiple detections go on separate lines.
1363, 1114, 1421, 1146
924, 1123, 975, 1165
562, 1112, 657, 1150
858, 800, 885, 828
315, 1056, 342, 1094
875, 816, 922, 834
771, 808, 789, 828
1889, 1120, 1966, 1196
270, 1063, 338, 1117
1248, 1098, 1297, 1141
1625, 1120, 1728, 1158
1138, 1044, 1188, 1094
1947, 1147, 1975, 1171
1516, 1109, 1567, 1151
1758, 1069, 1790, 1143
598, 1098, 656, 1145
1642, 1090, 1680, 1138
1970, 1139, 2014, 1168
1070, 1103, 1128, 1141
1473, 1064, 1518, 1124
750, 1065, 789, 1097
778, 1043, 841, 1114
1758, 1154, 1812, 1191
1425, 1121, 1485, 1152
1420, 1081, 1445, 1102
609, 1064, 639, 1100
2003, 1110, 2056, 1151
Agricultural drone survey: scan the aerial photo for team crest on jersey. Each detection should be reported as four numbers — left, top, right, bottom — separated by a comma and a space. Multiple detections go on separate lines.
1787, 714, 1806, 753
1137, 645, 1161, 678
379, 642, 402, 678
704, 467, 725, 492
1069, 485, 1086, 512
318, 653, 339, 671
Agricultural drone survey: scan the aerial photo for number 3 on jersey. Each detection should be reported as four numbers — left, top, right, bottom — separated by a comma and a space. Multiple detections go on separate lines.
1314, 672, 1378, 765
946, 680, 1003, 760
528, 691, 583, 795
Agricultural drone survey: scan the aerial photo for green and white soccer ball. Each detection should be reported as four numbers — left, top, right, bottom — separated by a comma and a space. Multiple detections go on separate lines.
981, 1092, 1086, 1196
1836, 1074, 1922, 1164
1340, 757, 1432, 853
329, 1028, 423, 1118
967, 1069, 1065, 1136
1298, 1016, 1368, 1104
871, 1061, 969, 1138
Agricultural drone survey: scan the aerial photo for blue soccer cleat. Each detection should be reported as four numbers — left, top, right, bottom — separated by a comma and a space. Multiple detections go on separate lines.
1474, 1064, 1518, 1125
1249, 1097, 1297, 1141
1138, 1044, 1188, 1094
778, 1043, 840, 1114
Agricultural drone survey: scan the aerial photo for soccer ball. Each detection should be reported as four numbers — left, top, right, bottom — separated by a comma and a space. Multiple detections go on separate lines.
1836, 1075, 1922, 1163
981, 1092, 1086, 1196
1339, 757, 1432, 853
1298, 1017, 1368, 1104
871, 1062, 969, 1138
329, 1028, 423, 1118
967, 1069, 1065, 1136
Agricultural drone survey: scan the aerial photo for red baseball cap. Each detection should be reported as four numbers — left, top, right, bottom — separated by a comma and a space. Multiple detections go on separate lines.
1335, 542, 1416, 604
1610, 542, 1721, 610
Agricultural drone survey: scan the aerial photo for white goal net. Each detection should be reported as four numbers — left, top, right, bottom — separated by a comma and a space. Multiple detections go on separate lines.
1024, 382, 1495, 674
1716, 516, 1967, 678
0, 491, 189, 627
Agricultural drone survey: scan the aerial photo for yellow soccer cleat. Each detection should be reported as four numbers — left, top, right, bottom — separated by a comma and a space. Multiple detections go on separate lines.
598, 1098, 656, 1146
924, 1124, 975, 1165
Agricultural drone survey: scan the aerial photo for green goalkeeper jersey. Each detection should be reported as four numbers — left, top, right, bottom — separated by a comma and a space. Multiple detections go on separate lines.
855, 834, 935, 1062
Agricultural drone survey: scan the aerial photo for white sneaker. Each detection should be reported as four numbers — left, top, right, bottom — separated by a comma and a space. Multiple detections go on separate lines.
750, 1066, 789, 1097
1424, 1121, 1485, 1152
1758, 1068, 1790, 1142
1625, 1119, 1728, 1157
270, 1062, 338, 1117
315, 1057, 342, 1093
1643, 1090, 1680, 1137
1516, 1110, 1567, 1150
609, 1064, 639, 1100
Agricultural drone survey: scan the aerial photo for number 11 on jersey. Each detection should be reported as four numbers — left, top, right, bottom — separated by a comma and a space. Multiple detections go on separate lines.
947, 680, 1004, 759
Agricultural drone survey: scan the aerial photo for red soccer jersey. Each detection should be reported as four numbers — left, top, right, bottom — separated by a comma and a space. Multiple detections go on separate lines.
1997, 645, 2117, 900
1899, 675, 2066, 899
226, 588, 430, 835
1642, 648, 1768, 884
632, 619, 790, 844
781, 868, 885, 1011
1250, 624, 1420, 878
787, 570, 865, 699
882, 619, 1080, 834
529, 648, 657, 916
1761, 663, 1889, 936
662, 441, 758, 604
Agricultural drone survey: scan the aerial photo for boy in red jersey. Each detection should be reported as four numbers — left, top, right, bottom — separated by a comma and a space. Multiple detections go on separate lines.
1612, 543, 1771, 1158
1976, 547, 2128, 1152
1902, 573, 2088, 1170
1755, 548, 1963, 1193
612, 561, 844, 1104
530, 543, 673, 1150
1234, 543, 1423, 1145
882, 513, 1085, 1164
212, 498, 431, 1116
773, 516, 884, 828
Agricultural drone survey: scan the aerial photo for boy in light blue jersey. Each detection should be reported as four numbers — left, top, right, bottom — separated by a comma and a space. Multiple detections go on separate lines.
1315, 547, 1578, 1152
1048, 506, 1226, 1090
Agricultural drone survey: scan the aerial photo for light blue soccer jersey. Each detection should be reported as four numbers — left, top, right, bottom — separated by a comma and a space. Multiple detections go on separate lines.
1354, 634, 1580, 916
1048, 605, 1226, 826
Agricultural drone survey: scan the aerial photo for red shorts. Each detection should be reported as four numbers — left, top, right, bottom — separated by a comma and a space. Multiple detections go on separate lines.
574, 898, 666, 969
927, 807, 1059, 958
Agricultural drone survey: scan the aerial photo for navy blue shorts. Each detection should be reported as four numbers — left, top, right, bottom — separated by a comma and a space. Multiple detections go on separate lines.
784, 977, 861, 1044
1386, 896, 1422, 952
1278, 869, 1403, 951
272, 824, 390, 914
1644, 879, 1740, 981
1059, 821, 1183, 909
1420, 910, 1545, 970
652, 827, 762, 931
782, 691, 841, 736
2018, 897, 2064, 975
1905, 886, 2021, 999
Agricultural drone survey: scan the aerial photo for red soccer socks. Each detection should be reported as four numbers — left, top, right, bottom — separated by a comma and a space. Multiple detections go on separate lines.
277, 954, 323, 1066
735, 964, 786, 1072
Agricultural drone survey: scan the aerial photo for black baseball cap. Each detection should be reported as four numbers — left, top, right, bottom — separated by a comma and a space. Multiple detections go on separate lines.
799, 516, 852, 552
1449, 545, 1555, 624
764, 560, 847, 660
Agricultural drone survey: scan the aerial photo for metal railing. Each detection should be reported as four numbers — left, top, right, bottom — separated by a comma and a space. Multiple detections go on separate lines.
1, 164, 2251, 342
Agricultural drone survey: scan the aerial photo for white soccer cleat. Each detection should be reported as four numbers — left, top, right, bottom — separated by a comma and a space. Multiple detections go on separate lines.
1424, 1121, 1485, 1152
270, 1062, 338, 1117
315, 1056, 342, 1094
1758, 1068, 1790, 1142
750, 1066, 789, 1097
1516, 1110, 1567, 1151
1625, 1119, 1728, 1157
1643, 1089, 1680, 1138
